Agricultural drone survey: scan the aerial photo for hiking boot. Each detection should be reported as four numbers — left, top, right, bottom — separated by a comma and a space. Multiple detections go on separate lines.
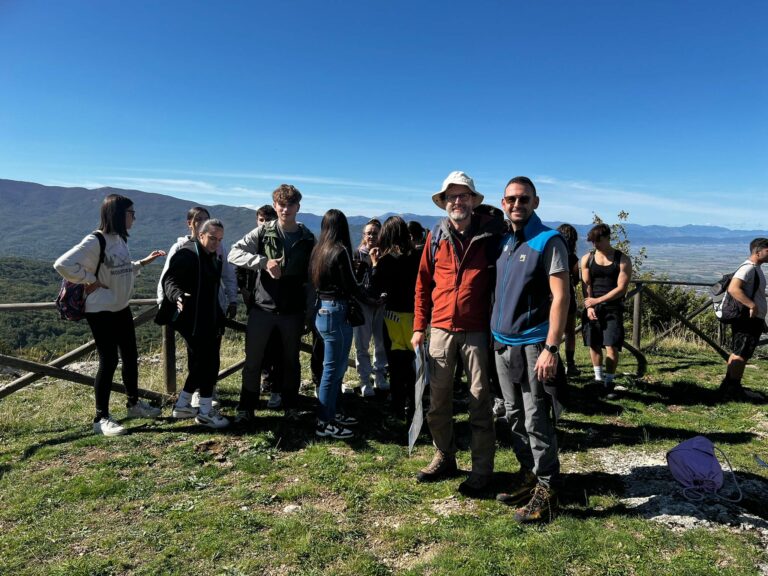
126, 399, 161, 419
417, 450, 459, 482
172, 403, 198, 419
196, 408, 230, 429
234, 409, 256, 425
496, 469, 537, 506
335, 413, 359, 427
513, 483, 558, 524
266, 392, 283, 409
458, 472, 493, 497
93, 416, 126, 437
315, 420, 354, 439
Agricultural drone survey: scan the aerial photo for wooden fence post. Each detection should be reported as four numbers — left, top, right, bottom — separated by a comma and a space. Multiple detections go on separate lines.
162, 325, 176, 394
632, 282, 642, 348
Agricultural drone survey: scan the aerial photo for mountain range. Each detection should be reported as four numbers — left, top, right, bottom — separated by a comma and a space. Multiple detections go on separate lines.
2, 178, 765, 262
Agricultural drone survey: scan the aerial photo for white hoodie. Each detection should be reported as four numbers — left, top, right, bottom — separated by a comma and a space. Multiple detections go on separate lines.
54, 232, 142, 313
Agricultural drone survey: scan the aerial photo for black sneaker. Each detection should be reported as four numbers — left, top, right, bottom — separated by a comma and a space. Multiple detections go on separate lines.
417, 450, 459, 482
234, 409, 256, 425
315, 420, 354, 439
458, 472, 493, 497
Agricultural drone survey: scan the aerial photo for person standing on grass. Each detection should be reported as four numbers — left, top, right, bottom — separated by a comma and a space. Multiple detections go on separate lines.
235, 204, 286, 410
156, 206, 238, 408
157, 219, 230, 429
557, 223, 581, 376
369, 216, 421, 423
718, 237, 768, 401
54, 193, 165, 436
350, 219, 389, 397
412, 171, 505, 495
492, 176, 569, 523
581, 223, 632, 398
228, 184, 315, 424
310, 209, 366, 439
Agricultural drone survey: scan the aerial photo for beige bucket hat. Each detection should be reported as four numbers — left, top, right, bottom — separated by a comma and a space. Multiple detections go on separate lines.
432, 171, 484, 209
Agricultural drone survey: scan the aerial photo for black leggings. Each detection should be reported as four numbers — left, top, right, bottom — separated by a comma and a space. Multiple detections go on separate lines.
178, 327, 222, 398
86, 307, 139, 419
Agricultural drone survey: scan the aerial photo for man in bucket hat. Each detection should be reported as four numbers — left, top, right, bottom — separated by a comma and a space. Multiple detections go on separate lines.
412, 171, 505, 495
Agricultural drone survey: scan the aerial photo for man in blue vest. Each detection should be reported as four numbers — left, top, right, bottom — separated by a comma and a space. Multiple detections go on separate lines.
490, 176, 570, 523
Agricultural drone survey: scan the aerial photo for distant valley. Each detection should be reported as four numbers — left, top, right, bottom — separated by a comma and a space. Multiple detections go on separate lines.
2, 178, 764, 284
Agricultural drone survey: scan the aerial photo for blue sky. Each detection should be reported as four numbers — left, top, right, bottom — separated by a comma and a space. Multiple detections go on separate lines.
1, 0, 766, 228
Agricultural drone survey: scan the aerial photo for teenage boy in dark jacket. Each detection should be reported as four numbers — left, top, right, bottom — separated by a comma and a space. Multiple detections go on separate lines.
228, 185, 315, 422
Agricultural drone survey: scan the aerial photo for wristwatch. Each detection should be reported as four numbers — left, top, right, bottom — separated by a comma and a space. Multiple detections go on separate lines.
544, 343, 559, 354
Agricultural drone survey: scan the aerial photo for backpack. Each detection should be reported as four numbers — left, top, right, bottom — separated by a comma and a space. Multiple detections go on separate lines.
711, 262, 758, 324
666, 436, 742, 502
55, 231, 106, 321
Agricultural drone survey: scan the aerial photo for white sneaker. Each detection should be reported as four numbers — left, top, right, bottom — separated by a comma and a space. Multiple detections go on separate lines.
267, 392, 283, 409
361, 384, 376, 398
196, 408, 230, 429
172, 403, 198, 419
315, 420, 354, 439
93, 416, 126, 437
192, 390, 220, 408
341, 383, 356, 395
126, 400, 161, 419
374, 377, 390, 391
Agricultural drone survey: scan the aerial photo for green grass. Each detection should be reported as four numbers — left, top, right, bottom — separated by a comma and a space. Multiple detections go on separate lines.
1, 336, 767, 575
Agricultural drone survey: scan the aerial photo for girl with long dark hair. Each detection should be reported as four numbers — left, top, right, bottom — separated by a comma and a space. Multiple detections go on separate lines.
369, 216, 420, 422
55, 194, 166, 436
309, 209, 364, 439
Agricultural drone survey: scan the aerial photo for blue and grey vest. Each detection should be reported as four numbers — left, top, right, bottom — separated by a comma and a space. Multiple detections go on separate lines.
491, 213, 564, 346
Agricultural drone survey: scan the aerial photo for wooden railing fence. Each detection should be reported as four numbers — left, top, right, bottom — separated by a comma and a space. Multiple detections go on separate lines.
0, 279, 765, 400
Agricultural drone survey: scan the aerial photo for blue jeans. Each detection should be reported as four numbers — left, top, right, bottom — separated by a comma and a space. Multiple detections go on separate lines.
316, 299, 353, 423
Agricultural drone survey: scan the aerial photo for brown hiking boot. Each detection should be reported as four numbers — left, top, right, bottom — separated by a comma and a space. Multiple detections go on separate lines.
513, 483, 558, 524
496, 468, 537, 506
417, 450, 458, 482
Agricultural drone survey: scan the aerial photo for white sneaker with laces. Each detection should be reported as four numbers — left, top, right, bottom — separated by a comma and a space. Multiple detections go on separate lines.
172, 403, 198, 419
267, 392, 283, 409
196, 408, 230, 429
126, 400, 161, 419
315, 420, 354, 439
93, 416, 126, 437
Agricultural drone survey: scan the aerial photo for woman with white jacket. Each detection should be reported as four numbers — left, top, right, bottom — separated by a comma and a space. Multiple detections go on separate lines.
54, 194, 166, 436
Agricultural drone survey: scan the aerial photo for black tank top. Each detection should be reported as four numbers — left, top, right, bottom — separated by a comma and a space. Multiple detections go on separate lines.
588, 250, 624, 305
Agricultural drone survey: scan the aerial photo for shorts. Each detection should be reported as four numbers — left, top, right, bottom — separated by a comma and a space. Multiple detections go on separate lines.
582, 305, 624, 350
731, 317, 766, 361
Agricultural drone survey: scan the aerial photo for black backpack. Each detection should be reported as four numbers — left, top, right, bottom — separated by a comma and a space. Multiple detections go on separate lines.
710, 262, 758, 324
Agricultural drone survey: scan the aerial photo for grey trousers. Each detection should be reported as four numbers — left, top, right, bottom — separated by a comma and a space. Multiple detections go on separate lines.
241, 308, 304, 409
427, 327, 495, 475
353, 301, 387, 385
495, 343, 559, 486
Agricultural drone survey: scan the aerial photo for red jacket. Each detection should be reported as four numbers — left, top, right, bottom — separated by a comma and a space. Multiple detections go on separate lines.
414, 214, 504, 333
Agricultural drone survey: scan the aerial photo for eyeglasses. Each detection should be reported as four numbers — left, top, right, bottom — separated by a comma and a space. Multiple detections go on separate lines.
502, 196, 532, 205
445, 192, 472, 204
126, 209, 136, 216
